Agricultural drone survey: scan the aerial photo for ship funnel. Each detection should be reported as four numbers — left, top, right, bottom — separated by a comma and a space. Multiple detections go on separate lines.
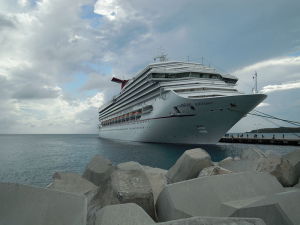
111, 77, 129, 89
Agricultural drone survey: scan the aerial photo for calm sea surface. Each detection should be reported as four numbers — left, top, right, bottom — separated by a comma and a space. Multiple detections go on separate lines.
0, 134, 298, 187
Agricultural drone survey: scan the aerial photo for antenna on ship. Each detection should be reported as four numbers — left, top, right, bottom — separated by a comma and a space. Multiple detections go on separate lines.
154, 53, 168, 62
252, 71, 258, 93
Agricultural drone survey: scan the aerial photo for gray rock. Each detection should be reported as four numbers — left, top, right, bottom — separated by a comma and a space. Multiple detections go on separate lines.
143, 166, 167, 203
83, 155, 114, 186
284, 150, 300, 181
219, 158, 257, 173
218, 149, 297, 187
223, 197, 292, 225
219, 149, 266, 172
198, 166, 232, 177
48, 172, 100, 225
219, 157, 233, 164
227, 189, 300, 225
108, 161, 155, 219
166, 148, 212, 183
0, 182, 87, 225
295, 179, 300, 188
256, 155, 298, 187
48, 172, 98, 204
241, 148, 266, 160
95, 203, 155, 225
234, 156, 241, 161
156, 172, 283, 222
159, 216, 266, 225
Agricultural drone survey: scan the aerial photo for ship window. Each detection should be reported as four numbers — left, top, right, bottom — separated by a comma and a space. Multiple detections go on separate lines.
223, 78, 237, 84
142, 105, 153, 114
165, 73, 176, 78
190, 72, 201, 78
152, 73, 166, 78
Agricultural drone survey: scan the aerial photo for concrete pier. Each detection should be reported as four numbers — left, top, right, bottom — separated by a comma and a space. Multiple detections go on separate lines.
220, 133, 300, 146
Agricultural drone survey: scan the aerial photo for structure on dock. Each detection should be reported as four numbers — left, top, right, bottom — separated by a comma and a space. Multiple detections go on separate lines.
220, 132, 300, 146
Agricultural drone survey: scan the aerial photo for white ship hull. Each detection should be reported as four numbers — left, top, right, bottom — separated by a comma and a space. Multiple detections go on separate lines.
99, 91, 266, 144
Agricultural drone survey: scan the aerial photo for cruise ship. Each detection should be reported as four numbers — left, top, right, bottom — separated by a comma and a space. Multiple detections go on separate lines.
98, 59, 266, 144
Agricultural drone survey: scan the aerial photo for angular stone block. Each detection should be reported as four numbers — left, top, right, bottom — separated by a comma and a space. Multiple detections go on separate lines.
284, 150, 300, 181
48, 172, 98, 203
156, 172, 283, 222
83, 155, 114, 186
295, 179, 300, 188
241, 148, 266, 160
218, 149, 266, 173
0, 182, 87, 225
166, 148, 212, 183
143, 166, 167, 203
109, 162, 155, 219
222, 198, 292, 225
226, 189, 300, 225
159, 216, 266, 225
256, 155, 297, 187
95, 203, 155, 225
198, 166, 232, 177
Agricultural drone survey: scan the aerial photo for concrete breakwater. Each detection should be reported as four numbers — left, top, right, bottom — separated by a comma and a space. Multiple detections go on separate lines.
0, 148, 300, 225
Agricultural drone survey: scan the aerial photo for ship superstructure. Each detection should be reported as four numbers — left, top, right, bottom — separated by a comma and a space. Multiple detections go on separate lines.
98, 61, 266, 144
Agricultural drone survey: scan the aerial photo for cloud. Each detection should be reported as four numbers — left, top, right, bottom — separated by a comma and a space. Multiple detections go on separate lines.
0, 14, 15, 29
230, 56, 300, 132
94, 0, 122, 21
0, 0, 108, 133
233, 56, 300, 93
12, 85, 62, 99
261, 81, 300, 93
94, 0, 300, 73
0, 92, 104, 134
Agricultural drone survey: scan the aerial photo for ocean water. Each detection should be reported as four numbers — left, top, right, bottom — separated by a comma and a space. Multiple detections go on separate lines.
0, 134, 298, 187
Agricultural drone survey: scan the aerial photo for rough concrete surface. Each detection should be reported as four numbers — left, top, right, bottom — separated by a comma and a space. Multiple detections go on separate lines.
198, 166, 232, 177
283, 150, 300, 181
83, 155, 114, 186
95, 203, 155, 225
48, 172, 98, 203
0, 182, 87, 225
218, 148, 265, 172
230, 189, 300, 225
166, 148, 212, 183
143, 166, 167, 203
156, 172, 284, 222
159, 216, 266, 225
108, 161, 155, 219
295, 179, 300, 188
256, 155, 297, 187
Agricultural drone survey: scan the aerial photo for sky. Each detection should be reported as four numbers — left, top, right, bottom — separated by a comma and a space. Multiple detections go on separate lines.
0, 0, 299, 134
